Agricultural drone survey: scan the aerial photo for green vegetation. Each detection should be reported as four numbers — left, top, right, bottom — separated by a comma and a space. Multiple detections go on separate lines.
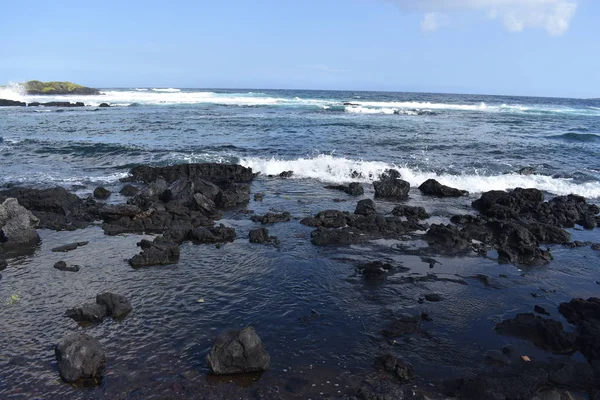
24, 80, 99, 95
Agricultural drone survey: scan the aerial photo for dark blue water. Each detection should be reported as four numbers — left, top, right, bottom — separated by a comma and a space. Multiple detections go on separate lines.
1, 88, 600, 398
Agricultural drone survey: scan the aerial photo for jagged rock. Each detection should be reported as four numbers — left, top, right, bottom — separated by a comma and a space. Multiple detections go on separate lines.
55, 333, 106, 385
373, 174, 410, 199
119, 184, 139, 197
65, 303, 108, 323
95, 293, 132, 318
279, 171, 294, 178
0, 187, 98, 231
419, 179, 468, 197
189, 224, 236, 244
495, 313, 576, 353
559, 298, 600, 324
425, 224, 471, 252
300, 210, 348, 228
206, 326, 270, 374
53, 261, 80, 272
93, 187, 111, 200
251, 212, 291, 224
0, 198, 40, 247
129, 236, 180, 267
391, 205, 429, 220
249, 228, 278, 244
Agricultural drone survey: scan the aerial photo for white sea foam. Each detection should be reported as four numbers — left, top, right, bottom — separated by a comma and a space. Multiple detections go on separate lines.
238, 155, 600, 198
0, 82, 26, 101
152, 88, 181, 92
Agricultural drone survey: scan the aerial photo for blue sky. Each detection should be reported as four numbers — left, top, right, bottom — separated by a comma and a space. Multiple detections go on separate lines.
0, 0, 598, 97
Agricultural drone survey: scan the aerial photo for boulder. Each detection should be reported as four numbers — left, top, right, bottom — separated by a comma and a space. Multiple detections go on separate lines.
65, 303, 108, 323
373, 177, 410, 199
425, 224, 471, 252
93, 187, 111, 200
98, 103, 110, 108
0, 198, 40, 247
418, 179, 468, 197
54, 261, 80, 272
206, 326, 270, 374
355, 199, 376, 216
249, 228, 277, 244
300, 210, 348, 228
129, 236, 180, 267
279, 171, 294, 178
55, 333, 106, 385
95, 293, 132, 318
251, 212, 291, 224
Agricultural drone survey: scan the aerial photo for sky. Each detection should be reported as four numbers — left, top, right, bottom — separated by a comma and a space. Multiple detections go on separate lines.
0, 0, 598, 97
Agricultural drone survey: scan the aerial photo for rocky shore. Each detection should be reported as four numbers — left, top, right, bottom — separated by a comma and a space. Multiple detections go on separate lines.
1, 163, 599, 399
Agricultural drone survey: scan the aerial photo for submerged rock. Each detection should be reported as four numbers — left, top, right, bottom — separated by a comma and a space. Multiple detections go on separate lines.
206, 326, 270, 375
495, 313, 576, 353
55, 333, 106, 385
251, 212, 291, 224
374, 354, 413, 382
355, 261, 395, 279
129, 236, 180, 267
51, 241, 88, 252
381, 314, 421, 338
0, 198, 40, 247
419, 179, 468, 197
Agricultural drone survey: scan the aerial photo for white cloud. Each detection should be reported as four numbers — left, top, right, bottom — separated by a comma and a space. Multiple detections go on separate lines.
421, 12, 448, 32
390, 0, 578, 35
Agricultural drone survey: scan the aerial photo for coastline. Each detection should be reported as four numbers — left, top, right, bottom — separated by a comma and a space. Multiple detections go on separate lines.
1, 162, 599, 398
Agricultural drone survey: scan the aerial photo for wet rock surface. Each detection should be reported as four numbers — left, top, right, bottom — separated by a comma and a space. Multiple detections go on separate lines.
419, 179, 469, 197
53, 260, 80, 272
206, 326, 271, 375
373, 170, 411, 199
129, 236, 180, 267
55, 333, 106, 385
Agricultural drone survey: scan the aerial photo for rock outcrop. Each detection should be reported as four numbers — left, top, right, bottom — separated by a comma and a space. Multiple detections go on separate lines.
206, 326, 270, 375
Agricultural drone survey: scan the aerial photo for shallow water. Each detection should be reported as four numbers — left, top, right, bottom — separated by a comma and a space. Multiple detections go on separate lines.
1, 176, 599, 398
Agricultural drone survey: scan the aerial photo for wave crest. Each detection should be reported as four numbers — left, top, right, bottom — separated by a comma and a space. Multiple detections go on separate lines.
238, 155, 600, 198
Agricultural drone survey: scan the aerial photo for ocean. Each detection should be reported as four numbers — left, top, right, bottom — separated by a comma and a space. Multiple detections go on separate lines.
1, 86, 600, 398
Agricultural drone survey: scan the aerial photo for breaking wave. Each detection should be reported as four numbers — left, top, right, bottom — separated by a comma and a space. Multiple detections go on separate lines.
238, 155, 600, 198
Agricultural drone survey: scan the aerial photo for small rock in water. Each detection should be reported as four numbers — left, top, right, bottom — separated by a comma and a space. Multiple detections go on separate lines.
355, 261, 396, 279
206, 326, 270, 374
55, 333, 106, 385
424, 293, 442, 302
98, 103, 110, 108
65, 303, 108, 323
53, 261, 80, 272
279, 171, 294, 178
249, 228, 278, 244
51, 241, 88, 252
419, 179, 468, 197
254, 192, 264, 201
93, 186, 111, 200
251, 212, 291, 224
